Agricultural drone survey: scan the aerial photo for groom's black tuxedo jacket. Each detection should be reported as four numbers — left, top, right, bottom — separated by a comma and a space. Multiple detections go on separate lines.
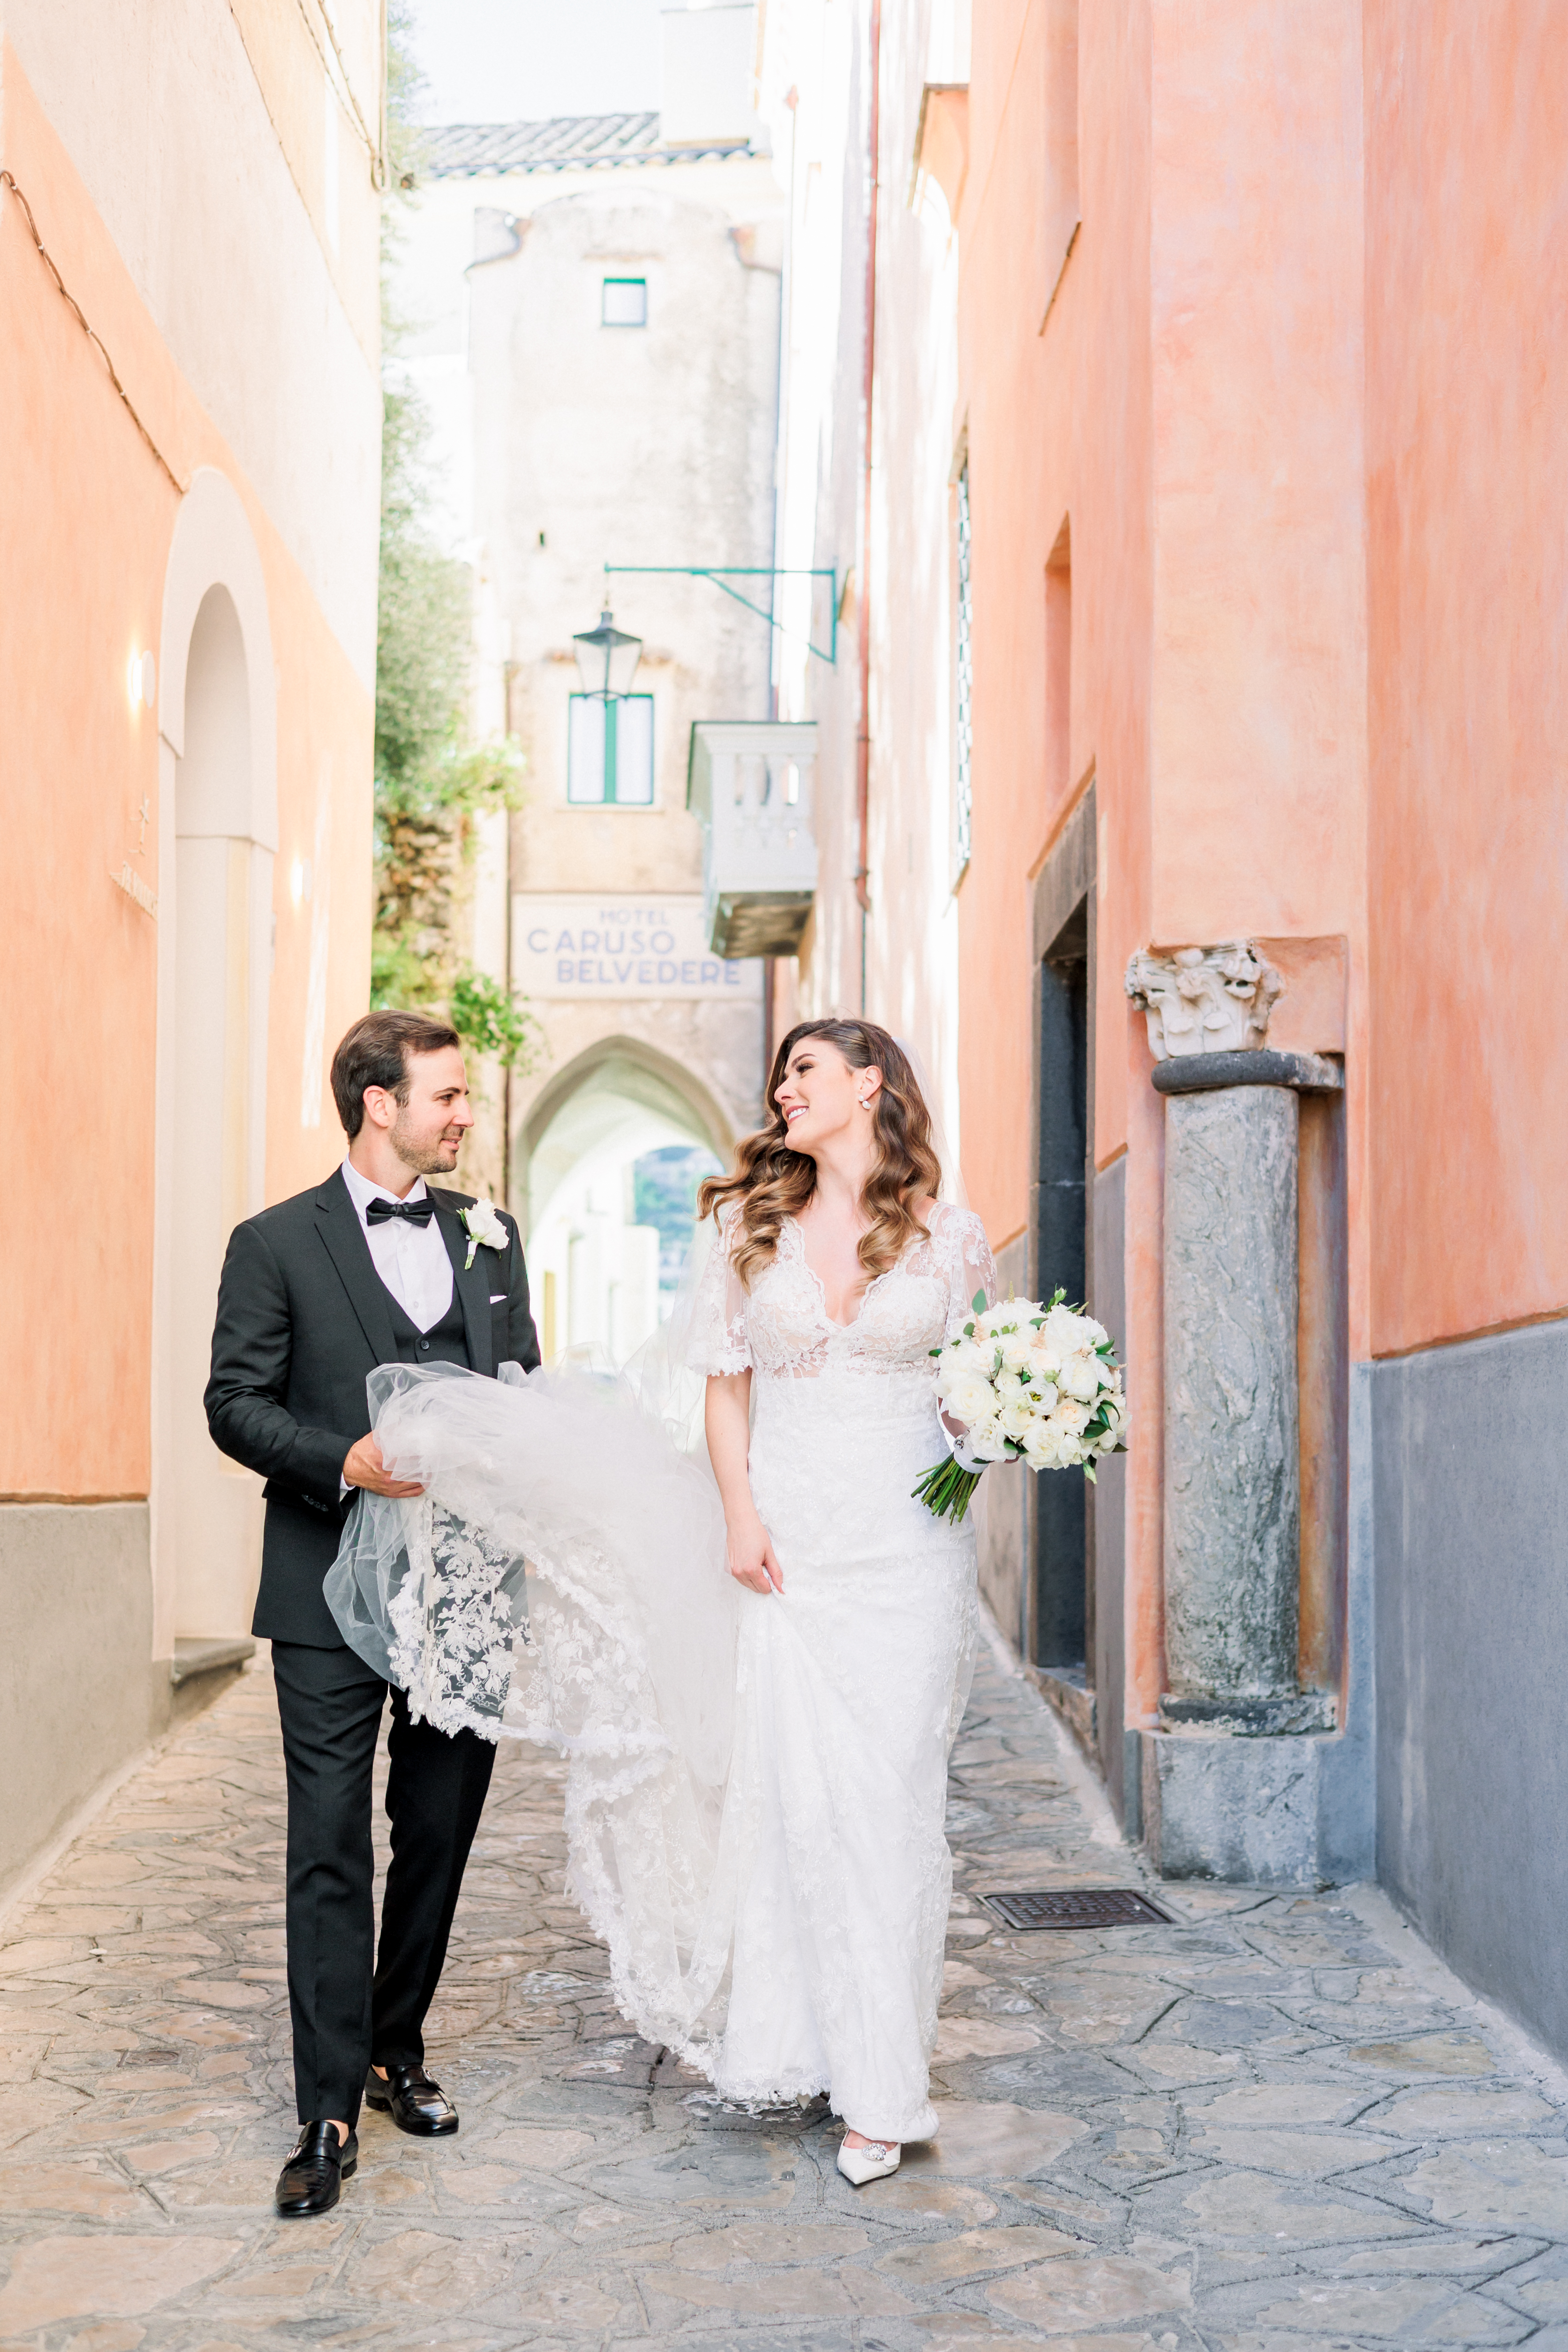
205, 1168, 540, 1648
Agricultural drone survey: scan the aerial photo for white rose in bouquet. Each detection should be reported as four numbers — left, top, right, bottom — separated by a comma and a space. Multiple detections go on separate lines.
971, 1425, 1015, 1463
1041, 1301, 1086, 1354
945, 1373, 995, 1426
1023, 1423, 1068, 1471
1058, 1354, 1104, 1402
913, 1285, 1129, 1524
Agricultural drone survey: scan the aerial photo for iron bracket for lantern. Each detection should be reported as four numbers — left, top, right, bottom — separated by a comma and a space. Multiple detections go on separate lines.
604, 566, 840, 664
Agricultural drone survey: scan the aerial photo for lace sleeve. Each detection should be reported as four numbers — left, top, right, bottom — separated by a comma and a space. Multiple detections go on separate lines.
683, 1212, 752, 1376
939, 1205, 999, 1341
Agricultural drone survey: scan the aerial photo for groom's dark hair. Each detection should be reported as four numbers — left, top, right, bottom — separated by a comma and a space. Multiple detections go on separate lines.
332, 1010, 462, 1138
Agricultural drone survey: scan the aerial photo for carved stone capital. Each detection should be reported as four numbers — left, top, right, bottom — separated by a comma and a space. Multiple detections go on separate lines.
1125, 940, 1284, 1061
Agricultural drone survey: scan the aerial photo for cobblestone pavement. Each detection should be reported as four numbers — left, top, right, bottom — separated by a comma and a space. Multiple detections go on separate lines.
4, 1627, 1568, 2352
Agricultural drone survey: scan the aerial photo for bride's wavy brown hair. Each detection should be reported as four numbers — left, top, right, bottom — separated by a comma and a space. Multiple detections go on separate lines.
698, 1019, 942, 1291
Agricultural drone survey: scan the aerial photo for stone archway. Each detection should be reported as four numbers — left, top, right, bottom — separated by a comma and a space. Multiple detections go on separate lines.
151, 470, 278, 1654
519, 1036, 733, 1362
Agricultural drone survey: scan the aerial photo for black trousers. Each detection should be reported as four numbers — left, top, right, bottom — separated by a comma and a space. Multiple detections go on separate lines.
271, 1640, 496, 2128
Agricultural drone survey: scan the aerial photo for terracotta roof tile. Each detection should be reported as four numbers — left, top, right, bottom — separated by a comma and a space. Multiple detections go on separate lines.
423, 113, 751, 177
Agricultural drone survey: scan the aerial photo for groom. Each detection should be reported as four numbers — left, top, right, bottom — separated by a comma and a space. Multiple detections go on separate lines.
206, 1010, 539, 2217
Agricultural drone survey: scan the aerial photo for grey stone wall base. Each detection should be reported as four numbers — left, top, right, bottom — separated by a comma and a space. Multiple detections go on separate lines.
166, 1653, 252, 1729
170, 1636, 257, 1686
1026, 1664, 1096, 1762
1138, 1723, 1358, 1887
0, 1502, 157, 1907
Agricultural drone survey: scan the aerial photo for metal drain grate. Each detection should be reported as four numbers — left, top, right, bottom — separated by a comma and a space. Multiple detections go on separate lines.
978, 1887, 1174, 1931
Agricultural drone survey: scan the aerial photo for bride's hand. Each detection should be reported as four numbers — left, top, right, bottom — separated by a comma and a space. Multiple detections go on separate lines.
726, 1510, 784, 1596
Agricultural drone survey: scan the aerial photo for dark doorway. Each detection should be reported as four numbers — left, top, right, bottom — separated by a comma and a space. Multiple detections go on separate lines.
1032, 900, 1089, 1668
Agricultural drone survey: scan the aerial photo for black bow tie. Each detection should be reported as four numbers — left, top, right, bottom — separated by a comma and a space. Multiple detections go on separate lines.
366, 1196, 435, 1226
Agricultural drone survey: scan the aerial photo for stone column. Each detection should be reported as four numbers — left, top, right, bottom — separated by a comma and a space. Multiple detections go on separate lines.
1152, 1051, 1341, 1733
1125, 945, 1343, 1882
1160, 1074, 1301, 1714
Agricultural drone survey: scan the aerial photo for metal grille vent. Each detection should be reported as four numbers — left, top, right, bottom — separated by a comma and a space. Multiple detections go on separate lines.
979, 1888, 1174, 1931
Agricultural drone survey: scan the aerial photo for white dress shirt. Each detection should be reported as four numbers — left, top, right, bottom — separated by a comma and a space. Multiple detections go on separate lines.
340, 1157, 455, 1334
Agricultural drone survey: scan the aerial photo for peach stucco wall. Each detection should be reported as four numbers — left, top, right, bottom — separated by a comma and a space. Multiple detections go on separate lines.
955, 2, 1158, 1243
1363, 2, 1568, 1358
954, 0, 1567, 1731
2, 49, 372, 1501
954, 0, 1163, 1703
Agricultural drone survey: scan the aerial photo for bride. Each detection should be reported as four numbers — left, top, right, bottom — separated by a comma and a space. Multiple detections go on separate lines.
327, 1018, 996, 2186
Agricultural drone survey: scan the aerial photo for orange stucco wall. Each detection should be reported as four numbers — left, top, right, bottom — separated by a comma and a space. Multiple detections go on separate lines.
1, 47, 372, 1500
955, 0, 1163, 1705
952, 1, 1566, 1727
956, 2, 1158, 1245
1363, 2, 1568, 1358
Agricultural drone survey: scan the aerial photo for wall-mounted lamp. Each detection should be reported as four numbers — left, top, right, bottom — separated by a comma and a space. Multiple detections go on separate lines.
126, 650, 156, 711
571, 607, 643, 702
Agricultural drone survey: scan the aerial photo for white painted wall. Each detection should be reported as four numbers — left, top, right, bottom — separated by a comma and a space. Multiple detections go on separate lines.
758, 0, 968, 1168
152, 476, 281, 1655
390, 127, 784, 1227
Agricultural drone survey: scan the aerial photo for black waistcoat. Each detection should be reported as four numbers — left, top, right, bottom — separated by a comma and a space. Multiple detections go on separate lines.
382, 1278, 471, 1368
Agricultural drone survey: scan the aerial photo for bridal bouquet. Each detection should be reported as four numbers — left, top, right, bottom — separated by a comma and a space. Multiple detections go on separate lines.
913, 1289, 1127, 1526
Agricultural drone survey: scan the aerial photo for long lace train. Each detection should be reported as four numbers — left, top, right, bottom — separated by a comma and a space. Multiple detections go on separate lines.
326, 1201, 995, 2140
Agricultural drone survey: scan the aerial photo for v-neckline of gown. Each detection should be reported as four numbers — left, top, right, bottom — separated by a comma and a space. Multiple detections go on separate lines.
784, 1210, 934, 1333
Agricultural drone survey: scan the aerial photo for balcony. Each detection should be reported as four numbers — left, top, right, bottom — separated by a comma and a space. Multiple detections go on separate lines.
687, 720, 818, 958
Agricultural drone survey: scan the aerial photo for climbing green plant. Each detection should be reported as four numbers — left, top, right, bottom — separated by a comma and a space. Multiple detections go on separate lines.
448, 968, 544, 1072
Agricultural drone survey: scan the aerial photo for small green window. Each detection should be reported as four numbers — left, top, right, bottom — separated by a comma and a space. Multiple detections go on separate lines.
602, 277, 647, 327
567, 694, 655, 805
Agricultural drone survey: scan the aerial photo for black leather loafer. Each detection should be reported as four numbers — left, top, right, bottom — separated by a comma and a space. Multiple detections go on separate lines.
364, 2061, 458, 2136
275, 2121, 356, 2216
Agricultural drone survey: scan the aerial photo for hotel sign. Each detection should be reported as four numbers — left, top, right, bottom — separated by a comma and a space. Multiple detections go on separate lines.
510, 892, 761, 1001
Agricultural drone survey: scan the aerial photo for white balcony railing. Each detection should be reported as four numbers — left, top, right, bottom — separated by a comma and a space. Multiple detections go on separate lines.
687, 720, 818, 958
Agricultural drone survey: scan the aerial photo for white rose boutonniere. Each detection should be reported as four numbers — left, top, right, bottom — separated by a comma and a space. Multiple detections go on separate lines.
460, 1197, 509, 1271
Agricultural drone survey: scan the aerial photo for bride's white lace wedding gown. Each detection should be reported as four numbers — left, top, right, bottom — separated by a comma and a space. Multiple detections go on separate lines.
327, 1200, 997, 2143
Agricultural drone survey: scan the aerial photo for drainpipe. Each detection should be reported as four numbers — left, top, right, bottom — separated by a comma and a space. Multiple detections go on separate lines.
728, 206, 788, 1097
854, 0, 881, 1004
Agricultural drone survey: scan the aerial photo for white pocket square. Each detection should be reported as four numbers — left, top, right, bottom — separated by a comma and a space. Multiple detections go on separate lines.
489, 1294, 508, 1304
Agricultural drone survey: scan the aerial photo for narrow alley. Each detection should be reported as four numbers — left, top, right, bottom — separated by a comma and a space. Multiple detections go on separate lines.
3, 1633, 1566, 2350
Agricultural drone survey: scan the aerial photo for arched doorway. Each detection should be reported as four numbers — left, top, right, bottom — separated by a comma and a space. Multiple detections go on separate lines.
521, 1040, 732, 1363
153, 474, 277, 1649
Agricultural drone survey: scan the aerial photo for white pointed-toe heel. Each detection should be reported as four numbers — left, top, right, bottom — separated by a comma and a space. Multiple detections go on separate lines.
837, 2137, 901, 2186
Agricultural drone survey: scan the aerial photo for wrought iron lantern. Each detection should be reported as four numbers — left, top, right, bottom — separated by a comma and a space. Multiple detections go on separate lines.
571, 607, 643, 701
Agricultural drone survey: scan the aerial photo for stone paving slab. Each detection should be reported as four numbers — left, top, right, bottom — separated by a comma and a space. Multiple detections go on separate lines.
1, 1624, 1565, 2351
